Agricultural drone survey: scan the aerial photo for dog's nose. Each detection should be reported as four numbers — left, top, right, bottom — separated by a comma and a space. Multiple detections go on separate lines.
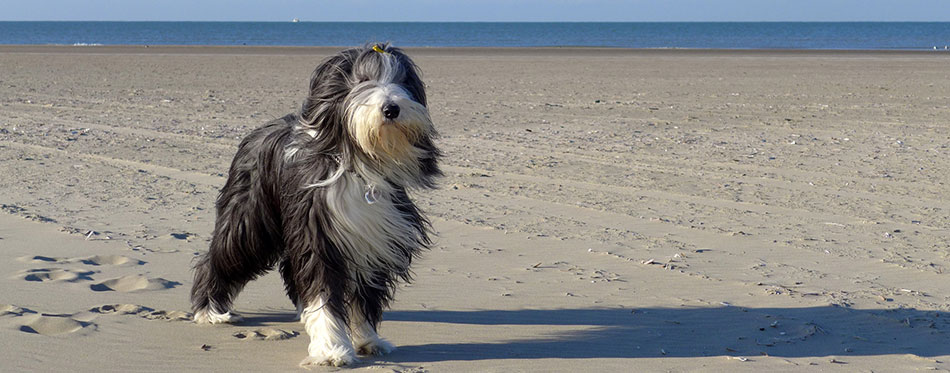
382, 103, 400, 119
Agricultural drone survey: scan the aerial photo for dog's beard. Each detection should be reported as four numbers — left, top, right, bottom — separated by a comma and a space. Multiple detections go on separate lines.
346, 84, 433, 165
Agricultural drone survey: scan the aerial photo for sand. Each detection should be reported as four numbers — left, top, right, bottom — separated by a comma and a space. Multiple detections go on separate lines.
1, 45, 949, 372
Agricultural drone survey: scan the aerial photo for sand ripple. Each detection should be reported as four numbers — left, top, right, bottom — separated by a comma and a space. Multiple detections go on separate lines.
90, 275, 180, 292
21, 268, 94, 282
233, 328, 299, 341
20, 315, 86, 336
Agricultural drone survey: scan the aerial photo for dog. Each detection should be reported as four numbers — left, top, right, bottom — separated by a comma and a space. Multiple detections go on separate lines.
190, 43, 441, 367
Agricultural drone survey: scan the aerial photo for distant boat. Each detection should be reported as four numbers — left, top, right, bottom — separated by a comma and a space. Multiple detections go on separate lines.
292, 18, 299, 23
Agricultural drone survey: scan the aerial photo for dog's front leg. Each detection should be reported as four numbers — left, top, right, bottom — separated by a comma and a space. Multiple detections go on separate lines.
349, 276, 396, 356
350, 315, 395, 356
299, 294, 356, 367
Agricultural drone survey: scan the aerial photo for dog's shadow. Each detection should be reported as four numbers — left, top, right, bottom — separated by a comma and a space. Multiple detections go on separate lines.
378, 306, 950, 361
235, 310, 298, 327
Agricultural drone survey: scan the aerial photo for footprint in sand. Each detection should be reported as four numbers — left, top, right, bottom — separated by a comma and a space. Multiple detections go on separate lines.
89, 275, 180, 292
142, 309, 192, 321
129, 245, 180, 254
19, 314, 93, 335
78, 255, 146, 266
19, 254, 145, 266
3, 303, 191, 338
125, 232, 195, 253
89, 304, 149, 315
233, 328, 299, 341
19, 255, 70, 264
2, 305, 94, 336
21, 268, 96, 282
1, 304, 36, 317
89, 304, 192, 321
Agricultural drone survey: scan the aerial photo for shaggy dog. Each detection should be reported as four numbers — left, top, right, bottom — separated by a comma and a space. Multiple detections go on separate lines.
190, 43, 441, 366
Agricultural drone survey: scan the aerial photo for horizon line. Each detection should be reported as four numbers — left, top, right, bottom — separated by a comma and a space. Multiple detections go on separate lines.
4, 20, 950, 23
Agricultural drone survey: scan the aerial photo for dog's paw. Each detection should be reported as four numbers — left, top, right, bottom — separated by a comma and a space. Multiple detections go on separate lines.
300, 345, 357, 367
193, 309, 243, 324
356, 337, 395, 356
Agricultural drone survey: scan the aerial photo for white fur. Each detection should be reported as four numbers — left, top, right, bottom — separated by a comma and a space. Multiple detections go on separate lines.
284, 129, 320, 162
350, 316, 395, 356
345, 84, 433, 175
284, 146, 300, 161
193, 308, 243, 324
323, 171, 422, 283
300, 297, 356, 367
307, 160, 347, 188
379, 51, 398, 85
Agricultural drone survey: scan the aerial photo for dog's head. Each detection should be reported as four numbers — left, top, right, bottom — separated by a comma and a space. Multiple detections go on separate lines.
299, 44, 440, 187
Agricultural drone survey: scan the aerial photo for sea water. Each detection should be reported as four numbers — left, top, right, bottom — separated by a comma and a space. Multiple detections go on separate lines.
0, 22, 949, 50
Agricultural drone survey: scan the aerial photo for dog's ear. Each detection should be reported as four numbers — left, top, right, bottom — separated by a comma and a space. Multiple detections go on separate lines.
299, 50, 360, 127
415, 135, 442, 186
297, 49, 363, 163
388, 47, 427, 108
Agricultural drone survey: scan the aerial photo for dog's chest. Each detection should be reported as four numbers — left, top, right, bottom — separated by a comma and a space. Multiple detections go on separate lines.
323, 173, 419, 275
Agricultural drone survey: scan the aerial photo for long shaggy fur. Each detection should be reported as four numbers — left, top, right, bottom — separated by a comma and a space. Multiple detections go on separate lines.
190, 44, 441, 367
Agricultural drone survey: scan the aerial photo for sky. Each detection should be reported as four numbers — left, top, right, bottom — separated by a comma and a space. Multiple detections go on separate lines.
4, 0, 950, 22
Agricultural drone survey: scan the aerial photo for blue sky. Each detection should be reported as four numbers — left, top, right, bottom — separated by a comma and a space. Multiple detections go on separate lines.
4, 0, 950, 22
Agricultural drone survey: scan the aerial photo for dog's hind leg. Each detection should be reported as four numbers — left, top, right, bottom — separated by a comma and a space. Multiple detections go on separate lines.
191, 187, 284, 324
191, 252, 247, 324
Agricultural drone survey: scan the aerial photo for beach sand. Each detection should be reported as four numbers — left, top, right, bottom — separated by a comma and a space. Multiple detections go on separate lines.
1, 45, 949, 372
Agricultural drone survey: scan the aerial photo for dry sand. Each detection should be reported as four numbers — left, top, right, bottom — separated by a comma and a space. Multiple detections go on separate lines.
1, 45, 949, 372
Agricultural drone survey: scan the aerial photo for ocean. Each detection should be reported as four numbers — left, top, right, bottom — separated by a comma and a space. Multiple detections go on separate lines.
1, 22, 949, 50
